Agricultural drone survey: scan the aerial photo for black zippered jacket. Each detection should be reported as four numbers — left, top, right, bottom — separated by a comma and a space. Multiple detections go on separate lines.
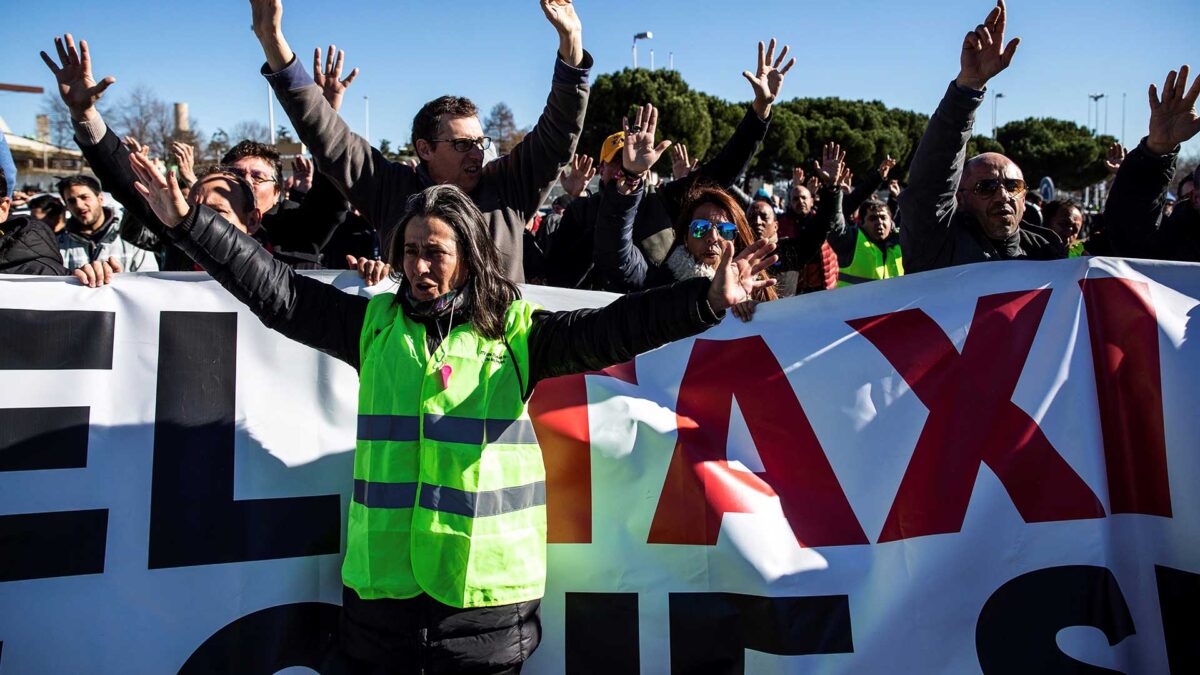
0, 216, 68, 275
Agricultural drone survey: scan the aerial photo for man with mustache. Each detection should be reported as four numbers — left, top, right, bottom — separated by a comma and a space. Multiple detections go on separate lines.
832, 198, 903, 286
899, 0, 1065, 274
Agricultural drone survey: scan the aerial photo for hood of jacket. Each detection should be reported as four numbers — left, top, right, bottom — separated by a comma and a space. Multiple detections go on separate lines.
0, 216, 68, 274
62, 206, 120, 245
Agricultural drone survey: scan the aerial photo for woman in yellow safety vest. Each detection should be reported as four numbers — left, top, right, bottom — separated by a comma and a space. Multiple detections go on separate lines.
129, 152, 777, 674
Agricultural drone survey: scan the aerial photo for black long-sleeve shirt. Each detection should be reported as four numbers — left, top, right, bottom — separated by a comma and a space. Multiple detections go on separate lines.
1104, 138, 1200, 262
166, 204, 723, 390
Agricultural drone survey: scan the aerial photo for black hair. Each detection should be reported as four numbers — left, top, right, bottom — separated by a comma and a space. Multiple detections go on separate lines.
193, 165, 259, 217
1043, 198, 1081, 225
856, 198, 890, 222
221, 140, 283, 186
385, 184, 520, 339
411, 96, 478, 146
28, 194, 66, 224
56, 174, 102, 198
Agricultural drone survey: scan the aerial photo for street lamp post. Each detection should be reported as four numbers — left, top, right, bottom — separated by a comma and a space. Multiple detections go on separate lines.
364, 96, 370, 146
268, 84, 277, 144
632, 32, 652, 68
992, 92, 1005, 139
1088, 93, 1105, 134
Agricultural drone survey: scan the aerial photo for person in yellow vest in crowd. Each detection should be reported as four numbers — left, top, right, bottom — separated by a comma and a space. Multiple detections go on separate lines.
831, 198, 904, 287
1043, 199, 1087, 257
128, 149, 777, 674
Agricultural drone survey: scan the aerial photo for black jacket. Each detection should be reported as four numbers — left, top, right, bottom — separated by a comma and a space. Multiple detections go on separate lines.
165, 203, 722, 671
543, 107, 771, 289
1104, 139, 1200, 262
0, 216, 68, 275
75, 124, 348, 271
899, 82, 1066, 273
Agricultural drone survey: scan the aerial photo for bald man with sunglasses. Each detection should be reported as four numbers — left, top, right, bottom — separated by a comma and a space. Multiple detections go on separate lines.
899, 0, 1066, 274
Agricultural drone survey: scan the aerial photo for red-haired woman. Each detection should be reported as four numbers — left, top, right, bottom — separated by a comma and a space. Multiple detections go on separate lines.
594, 179, 778, 320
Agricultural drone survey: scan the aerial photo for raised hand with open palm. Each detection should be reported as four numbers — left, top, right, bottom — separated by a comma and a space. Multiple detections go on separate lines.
40, 34, 115, 123
955, 0, 1020, 91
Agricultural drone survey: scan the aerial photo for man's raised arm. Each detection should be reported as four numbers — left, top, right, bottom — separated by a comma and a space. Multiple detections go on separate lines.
1105, 65, 1200, 259
250, 0, 410, 231
41, 34, 167, 251
661, 39, 794, 218
491, 0, 591, 220
899, 0, 1020, 273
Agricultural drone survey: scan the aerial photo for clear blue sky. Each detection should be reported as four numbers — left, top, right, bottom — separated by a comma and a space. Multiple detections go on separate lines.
2, 0, 1197, 159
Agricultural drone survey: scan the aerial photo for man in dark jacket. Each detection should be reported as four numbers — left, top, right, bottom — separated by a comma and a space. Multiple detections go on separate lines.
41, 35, 349, 271
899, 1, 1066, 274
832, 198, 903, 286
1, 167, 68, 275
250, 0, 589, 283
1104, 66, 1200, 263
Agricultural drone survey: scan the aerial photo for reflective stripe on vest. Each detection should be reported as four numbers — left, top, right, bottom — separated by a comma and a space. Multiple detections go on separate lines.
837, 229, 904, 287
346, 294, 545, 609
352, 477, 547, 518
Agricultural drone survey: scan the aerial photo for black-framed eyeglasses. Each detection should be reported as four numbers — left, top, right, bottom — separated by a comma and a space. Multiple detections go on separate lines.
964, 178, 1026, 198
429, 136, 493, 153
226, 167, 278, 186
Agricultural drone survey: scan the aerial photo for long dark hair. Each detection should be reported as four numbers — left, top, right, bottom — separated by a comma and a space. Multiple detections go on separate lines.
675, 185, 778, 302
385, 185, 520, 339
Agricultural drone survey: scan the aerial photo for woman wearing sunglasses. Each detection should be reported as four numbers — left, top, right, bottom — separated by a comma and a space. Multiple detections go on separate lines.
594, 179, 778, 320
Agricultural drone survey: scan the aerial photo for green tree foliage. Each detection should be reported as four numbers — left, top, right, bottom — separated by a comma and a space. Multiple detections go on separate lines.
582, 68, 1115, 189
700, 93, 745, 161
761, 98, 919, 180
995, 118, 1115, 190
967, 135, 1005, 158
581, 68, 711, 172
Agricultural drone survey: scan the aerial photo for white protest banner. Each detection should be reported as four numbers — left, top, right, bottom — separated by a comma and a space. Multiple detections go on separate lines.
1, 257, 1197, 674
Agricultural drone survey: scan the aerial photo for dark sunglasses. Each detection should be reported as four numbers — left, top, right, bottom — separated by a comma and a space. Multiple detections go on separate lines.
429, 137, 493, 153
690, 219, 737, 241
967, 178, 1026, 198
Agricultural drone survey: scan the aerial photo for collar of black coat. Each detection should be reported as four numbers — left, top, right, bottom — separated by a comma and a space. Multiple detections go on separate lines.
1017, 222, 1069, 260
964, 213, 1067, 261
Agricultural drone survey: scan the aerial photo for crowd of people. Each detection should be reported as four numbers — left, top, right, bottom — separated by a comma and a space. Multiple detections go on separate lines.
1, 0, 1198, 673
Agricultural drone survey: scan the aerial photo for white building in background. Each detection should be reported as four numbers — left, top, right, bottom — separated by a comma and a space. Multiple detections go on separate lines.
1, 116, 88, 191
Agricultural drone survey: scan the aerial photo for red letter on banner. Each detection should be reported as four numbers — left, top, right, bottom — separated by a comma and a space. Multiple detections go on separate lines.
1079, 278, 1172, 517
848, 290, 1105, 543
648, 337, 867, 547
531, 362, 639, 544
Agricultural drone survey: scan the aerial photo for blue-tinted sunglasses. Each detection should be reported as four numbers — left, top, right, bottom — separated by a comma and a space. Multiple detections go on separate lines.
689, 219, 737, 240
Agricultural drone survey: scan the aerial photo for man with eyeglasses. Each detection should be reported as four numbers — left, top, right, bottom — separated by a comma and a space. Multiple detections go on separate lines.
899, 1, 1066, 274
42, 35, 350, 271
249, 0, 591, 283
